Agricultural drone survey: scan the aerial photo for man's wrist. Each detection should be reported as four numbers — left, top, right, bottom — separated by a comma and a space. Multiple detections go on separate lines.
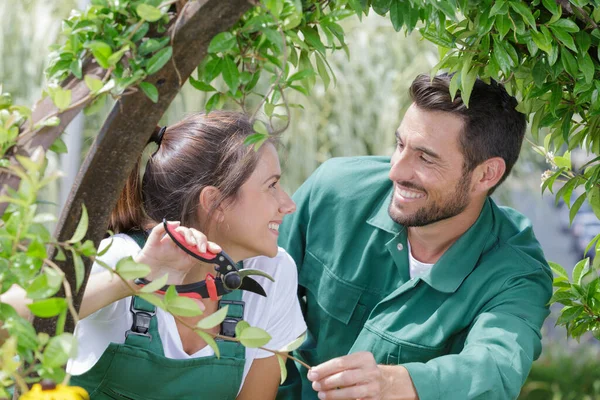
379, 365, 419, 400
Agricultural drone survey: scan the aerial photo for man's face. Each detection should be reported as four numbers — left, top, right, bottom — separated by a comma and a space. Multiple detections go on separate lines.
388, 104, 473, 227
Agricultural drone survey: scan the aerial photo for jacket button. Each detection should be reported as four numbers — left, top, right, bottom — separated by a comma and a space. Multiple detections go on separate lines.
397, 243, 404, 251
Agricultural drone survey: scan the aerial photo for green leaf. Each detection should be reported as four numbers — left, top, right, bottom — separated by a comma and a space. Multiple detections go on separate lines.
139, 38, 170, 56
389, 1, 405, 31
561, 48, 578, 78
550, 26, 578, 52
86, 41, 112, 69
509, 1, 537, 30
542, 0, 559, 15
588, 186, 600, 219
222, 56, 239, 91
26, 271, 61, 300
189, 76, 216, 92
235, 320, 250, 337
146, 46, 173, 76
50, 88, 71, 111
239, 326, 272, 348
461, 66, 478, 107
107, 45, 130, 67
205, 93, 222, 113
549, 290, 575, 306
115, 256, 151, 280
252, 120, 269, 136
70, 59, 82, 79
208, 32, 237, 54
572, 258, 590, 284
490, 0, 507, 16
164, 284, 177, 303
84, 75, 104, 95
277, 331, 307, 352
549, 261, 569, 279
315, 54, 330, 90
277, 354, 287, 384
301, 27, 326, 55
68, 204, 88, 243
493, 38, 513, 72
196, 306, 228, 329
196, 330, 220, 358
288, 69, 316, 83
552, 19, 580, 33
139, 82, 158, 103
167, 296, 204, 317
569, 193, 587, 226
43, 333, 75, 368
585, 233, 600, 255
137, 293, 165, 309
580, 53, 595, 83
531, 30, 552, 54
70, 249, 85, 293
139, 273, 169, 293
49, 136, 68, 154
136, 4, 163, 22
557, 305, 584, 325
27, 298, 67, 318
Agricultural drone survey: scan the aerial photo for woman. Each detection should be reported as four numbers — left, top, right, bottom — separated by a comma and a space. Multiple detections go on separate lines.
66, 111, 306, 399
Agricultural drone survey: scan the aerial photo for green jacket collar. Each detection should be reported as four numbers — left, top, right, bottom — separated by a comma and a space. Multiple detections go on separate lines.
367, 188, 496, 294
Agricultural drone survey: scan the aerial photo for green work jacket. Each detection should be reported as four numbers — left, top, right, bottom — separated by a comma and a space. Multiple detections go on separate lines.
277, 156, 553, 400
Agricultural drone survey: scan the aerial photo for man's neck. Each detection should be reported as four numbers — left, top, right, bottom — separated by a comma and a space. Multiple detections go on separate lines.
407, 198, 486, 264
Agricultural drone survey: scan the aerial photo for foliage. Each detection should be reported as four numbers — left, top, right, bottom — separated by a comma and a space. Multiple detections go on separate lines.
519, 340, 600, 399
3, 0, 600, 396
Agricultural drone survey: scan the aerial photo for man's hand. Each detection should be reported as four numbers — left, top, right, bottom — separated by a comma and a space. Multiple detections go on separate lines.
306, 352, 418, 400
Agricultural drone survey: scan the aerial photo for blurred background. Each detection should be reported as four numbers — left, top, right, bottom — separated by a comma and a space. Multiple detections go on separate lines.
1, 1, 598, 398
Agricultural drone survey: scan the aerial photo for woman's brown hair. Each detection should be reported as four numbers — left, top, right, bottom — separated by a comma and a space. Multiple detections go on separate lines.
108, 111, 274, 234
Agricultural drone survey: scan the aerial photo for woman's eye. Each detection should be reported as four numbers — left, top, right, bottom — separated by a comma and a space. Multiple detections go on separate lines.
269, 181, 278, 189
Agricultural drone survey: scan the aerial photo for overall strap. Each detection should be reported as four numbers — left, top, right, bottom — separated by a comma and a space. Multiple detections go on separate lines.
217, 262, 246, 358
124, 296, 165, 355
128, 230, 148, 249
123, 231, 165, 354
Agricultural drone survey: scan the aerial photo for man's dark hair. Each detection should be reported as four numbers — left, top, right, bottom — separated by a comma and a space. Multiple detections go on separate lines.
409, 73, 526, 195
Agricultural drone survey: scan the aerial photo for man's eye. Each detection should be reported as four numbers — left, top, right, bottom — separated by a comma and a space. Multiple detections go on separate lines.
420, 155, 433, 164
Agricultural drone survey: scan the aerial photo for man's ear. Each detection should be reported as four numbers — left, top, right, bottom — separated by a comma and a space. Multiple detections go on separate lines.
471, 157, 506, 194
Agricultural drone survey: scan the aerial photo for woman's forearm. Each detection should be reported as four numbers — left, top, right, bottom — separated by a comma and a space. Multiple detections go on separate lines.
78, 270, 136, 319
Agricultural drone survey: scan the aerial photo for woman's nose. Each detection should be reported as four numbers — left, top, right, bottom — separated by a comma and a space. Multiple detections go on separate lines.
279, 191, 296, 215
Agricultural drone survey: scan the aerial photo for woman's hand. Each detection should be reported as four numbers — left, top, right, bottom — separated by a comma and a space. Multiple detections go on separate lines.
134, 221, 222, 285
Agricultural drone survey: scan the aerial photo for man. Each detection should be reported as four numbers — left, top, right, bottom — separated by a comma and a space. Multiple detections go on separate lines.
277, 74, 553, 400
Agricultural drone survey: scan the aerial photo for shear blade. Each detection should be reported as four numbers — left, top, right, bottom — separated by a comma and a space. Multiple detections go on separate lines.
238, 268, 275, 282
239, 277, 267, 297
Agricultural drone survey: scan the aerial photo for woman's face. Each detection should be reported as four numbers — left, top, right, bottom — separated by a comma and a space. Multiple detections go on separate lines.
217, 143, 296, 260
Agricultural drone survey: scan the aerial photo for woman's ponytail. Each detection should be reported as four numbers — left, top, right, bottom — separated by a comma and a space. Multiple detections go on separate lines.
107, 126, 164, 233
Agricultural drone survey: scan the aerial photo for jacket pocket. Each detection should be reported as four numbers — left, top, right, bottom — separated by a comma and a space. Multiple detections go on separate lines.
298, 250, 367, 366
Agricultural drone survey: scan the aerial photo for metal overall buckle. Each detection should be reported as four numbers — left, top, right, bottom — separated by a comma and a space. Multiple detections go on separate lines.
125, 298, 156, 340
218, 299, 245, 338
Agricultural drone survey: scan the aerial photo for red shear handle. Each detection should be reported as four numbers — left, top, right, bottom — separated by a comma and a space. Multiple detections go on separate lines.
166, 224, 217, 260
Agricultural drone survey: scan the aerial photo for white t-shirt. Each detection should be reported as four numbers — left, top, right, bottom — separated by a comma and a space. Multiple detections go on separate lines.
68, 234, 306, 394
407, 240, 434, 279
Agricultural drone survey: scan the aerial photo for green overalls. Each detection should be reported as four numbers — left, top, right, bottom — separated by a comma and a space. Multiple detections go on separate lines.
71, 233, 246, 400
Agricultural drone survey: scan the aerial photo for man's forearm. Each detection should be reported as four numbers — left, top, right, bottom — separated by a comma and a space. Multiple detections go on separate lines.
379, 365, 419, 400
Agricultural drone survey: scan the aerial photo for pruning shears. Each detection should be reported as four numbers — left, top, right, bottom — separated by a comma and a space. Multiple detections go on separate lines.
134, 219, 274, 300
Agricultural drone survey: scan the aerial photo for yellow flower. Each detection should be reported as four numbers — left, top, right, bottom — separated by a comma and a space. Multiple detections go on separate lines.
19, 383, 89, 400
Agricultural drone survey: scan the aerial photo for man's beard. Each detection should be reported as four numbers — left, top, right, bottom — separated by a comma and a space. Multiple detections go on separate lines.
388, 173, 472, 227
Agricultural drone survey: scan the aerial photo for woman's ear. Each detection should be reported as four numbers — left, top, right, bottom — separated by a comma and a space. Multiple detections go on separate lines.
199, 186, 221, 215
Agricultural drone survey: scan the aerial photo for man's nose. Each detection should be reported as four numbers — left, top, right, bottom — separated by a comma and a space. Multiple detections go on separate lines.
389, 150, 414, 182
